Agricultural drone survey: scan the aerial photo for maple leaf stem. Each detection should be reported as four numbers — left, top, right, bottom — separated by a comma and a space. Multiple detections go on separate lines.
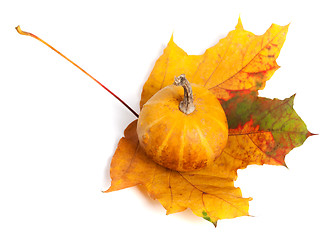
15, 25, 139, 119
174, 74, 195, 114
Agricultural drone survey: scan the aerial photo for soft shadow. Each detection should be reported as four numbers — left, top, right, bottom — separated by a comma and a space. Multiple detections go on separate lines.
100, 102, 137, 191
101, 155, 112, 191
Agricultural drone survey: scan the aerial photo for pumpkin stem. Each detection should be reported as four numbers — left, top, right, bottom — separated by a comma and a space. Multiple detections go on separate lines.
174, 74, 195, 114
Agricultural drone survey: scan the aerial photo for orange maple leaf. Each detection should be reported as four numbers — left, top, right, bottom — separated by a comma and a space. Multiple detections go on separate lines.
106, 18, 311, 226
105, 120, 251, 226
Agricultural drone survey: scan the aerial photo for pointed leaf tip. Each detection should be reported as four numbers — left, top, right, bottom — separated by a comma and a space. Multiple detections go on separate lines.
202, 211, 217, 227
170, 32, 174, 42
236, 16, 244, 30
287, 93, 296, 107
307, 131, 318, 137
283, 162, 289, 169
167, 32, 176, 47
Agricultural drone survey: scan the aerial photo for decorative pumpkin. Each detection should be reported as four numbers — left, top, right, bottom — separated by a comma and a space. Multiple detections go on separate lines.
137, 74, 228, 172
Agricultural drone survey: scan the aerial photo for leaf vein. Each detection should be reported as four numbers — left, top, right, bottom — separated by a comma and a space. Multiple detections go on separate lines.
209, 26, 287, 90
178, 173, 247, 215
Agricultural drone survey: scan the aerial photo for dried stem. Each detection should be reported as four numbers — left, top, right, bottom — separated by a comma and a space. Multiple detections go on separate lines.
174, 74, 195, 114
15, 25, 139, 118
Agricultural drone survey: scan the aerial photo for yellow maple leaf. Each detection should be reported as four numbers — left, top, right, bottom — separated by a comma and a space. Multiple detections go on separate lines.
140, 18, 288, 108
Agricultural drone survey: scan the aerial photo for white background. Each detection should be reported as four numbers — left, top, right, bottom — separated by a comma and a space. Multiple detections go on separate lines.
0, 0, 329, 239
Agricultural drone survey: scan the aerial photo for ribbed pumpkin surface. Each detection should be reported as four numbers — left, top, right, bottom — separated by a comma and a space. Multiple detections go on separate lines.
137, 84, 228, 171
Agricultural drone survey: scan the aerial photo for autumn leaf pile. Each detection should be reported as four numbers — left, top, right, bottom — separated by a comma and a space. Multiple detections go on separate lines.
105, 18, 312, 226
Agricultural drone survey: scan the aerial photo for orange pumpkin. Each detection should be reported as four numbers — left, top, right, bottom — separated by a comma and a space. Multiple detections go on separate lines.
137, 74, 228, 171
